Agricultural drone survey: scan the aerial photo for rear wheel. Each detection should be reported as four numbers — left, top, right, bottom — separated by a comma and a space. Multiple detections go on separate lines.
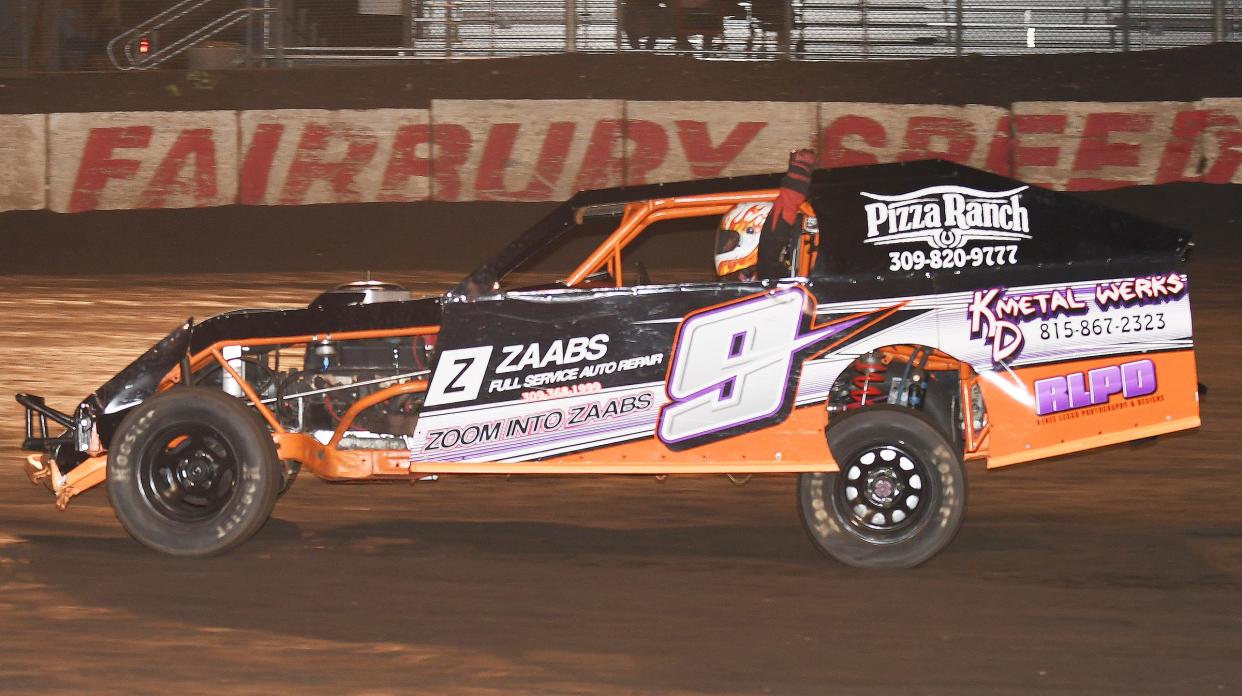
107, 387, 282, 557
799, 406, 966, 568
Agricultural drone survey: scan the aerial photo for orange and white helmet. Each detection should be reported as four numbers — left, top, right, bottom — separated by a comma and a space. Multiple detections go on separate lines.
715, 202, 772, 277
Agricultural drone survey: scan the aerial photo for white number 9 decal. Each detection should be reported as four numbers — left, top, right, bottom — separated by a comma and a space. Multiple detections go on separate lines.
658, 288, 874, 446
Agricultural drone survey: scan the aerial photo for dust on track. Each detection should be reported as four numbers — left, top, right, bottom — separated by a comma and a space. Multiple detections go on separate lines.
1, 261, 1240, 695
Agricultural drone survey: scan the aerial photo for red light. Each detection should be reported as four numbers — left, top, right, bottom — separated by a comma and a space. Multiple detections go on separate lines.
138, 37, 151, 55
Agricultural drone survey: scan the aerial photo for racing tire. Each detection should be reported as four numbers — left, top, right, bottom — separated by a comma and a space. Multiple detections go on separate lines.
107, 387, 282, 557
799, 405, 966, 569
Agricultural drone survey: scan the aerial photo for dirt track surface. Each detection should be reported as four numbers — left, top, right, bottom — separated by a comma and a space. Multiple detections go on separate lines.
3, 197, 1242, 694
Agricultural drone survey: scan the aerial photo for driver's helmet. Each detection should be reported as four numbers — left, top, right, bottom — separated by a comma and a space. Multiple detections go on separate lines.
715, 202, 772, 277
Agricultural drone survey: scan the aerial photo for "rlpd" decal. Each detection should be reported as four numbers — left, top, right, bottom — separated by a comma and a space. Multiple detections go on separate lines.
1033, 358, 1157, 417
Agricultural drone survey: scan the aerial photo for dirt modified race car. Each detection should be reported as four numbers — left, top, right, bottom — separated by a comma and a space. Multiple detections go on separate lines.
16, 159, 1199, 567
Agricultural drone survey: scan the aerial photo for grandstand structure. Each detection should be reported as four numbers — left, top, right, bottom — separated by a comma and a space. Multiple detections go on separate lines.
2, 0, 1240, 71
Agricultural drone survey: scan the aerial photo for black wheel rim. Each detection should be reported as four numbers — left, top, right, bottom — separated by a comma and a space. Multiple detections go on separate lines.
833, 443, 934, 542
138, 423, 240, 523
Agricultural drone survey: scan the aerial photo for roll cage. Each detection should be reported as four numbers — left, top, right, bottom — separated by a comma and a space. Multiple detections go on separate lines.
562, 190, 819, 288
450, 172, 816, 296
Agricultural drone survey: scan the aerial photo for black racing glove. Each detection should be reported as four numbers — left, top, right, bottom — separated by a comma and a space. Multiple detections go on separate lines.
783, 148, 816, 196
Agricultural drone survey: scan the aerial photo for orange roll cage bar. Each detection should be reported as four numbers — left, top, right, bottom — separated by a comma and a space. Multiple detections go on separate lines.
565, 189, 818, 288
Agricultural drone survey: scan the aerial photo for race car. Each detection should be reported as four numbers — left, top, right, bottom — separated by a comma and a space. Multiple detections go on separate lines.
16, 159, 1200, 567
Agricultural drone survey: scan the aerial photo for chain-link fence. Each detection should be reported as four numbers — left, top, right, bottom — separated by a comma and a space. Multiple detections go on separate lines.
4, 0, 1241, 71
269, 0, 1242, 61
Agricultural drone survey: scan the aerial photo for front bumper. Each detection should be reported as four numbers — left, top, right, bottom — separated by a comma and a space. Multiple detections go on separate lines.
22, 451, 107, 511
15, 393, 76, 453
24, 453, 51, 486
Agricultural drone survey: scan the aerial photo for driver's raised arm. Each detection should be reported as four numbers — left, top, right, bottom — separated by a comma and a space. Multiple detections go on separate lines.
756, 149, 815, 279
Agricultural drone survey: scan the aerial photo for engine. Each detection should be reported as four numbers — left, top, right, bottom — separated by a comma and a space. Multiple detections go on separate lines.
289, 281, 433, 444
210, 280, 435, 448
280, 334, 432, 439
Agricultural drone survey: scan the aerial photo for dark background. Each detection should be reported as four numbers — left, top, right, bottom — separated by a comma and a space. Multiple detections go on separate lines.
5, 42, 1242, 113
2, 48, 1242, 694
4, 44, 1242, 276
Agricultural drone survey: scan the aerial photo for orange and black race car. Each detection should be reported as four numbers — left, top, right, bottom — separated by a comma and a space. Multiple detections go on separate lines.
16, 159, 1200, 567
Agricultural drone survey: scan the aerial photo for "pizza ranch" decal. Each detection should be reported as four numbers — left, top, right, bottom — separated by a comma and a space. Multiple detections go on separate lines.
863, 184, 1032, 271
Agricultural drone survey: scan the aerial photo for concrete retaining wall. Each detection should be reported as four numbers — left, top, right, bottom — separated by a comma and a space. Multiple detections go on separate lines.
4, 98, 1242, 213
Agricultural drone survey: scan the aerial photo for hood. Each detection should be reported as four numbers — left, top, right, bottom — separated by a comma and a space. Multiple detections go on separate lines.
86, 295, 444, 446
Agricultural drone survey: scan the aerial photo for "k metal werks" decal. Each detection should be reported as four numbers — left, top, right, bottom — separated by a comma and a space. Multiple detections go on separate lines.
967, 273, 1188, 364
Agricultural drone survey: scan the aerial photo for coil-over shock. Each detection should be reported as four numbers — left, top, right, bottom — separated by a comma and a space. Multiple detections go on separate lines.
829, 345, 988, 455
845, 351, 888, 409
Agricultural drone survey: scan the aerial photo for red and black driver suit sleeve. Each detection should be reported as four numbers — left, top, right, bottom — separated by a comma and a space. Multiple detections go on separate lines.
755, 148, 815, 279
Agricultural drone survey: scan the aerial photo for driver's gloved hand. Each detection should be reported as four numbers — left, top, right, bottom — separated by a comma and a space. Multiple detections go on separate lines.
784, 149, 816, 195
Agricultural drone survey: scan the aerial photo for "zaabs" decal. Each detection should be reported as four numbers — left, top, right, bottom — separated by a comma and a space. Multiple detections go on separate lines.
422, 392, 654, 453
489, 352, 664, 394
496, 333, 610, 374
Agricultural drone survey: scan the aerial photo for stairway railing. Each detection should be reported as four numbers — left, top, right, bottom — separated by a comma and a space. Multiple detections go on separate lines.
107, 0, 269, 70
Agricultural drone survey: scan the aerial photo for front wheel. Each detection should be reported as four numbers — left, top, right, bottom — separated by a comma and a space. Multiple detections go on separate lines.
107, 386, 282, 557
799, 406, 966, 568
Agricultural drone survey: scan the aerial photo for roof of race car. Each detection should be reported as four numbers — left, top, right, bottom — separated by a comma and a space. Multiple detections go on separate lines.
457, 159, 1192, 294
459, 160, 944, 290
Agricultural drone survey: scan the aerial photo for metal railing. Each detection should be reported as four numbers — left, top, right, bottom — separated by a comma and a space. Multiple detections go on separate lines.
5, 0, 1241, 71
263, 0, 1242, 62
107, 0, 270, 70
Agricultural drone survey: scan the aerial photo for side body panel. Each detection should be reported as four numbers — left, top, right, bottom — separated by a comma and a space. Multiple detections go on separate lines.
802, 275, 1197, 468
936, 273, 1198, 466
413, 284, 897, 467
412, 160, 1200, 470
804, 161, 1198, 467
983, 351, 1198, 467
412, 273, 1198, 470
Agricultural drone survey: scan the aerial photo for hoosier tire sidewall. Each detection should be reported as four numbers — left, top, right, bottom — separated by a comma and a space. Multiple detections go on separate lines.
799, 407, 967, 569
107, 388, 281, 557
